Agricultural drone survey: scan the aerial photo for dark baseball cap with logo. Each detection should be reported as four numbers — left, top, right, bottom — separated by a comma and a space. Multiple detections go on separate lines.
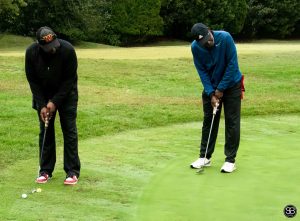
36, 26, 60, 52
191, 23, 210, 46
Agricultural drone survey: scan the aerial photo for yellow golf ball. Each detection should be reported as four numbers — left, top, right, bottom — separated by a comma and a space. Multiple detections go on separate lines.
36, 188, 42, 193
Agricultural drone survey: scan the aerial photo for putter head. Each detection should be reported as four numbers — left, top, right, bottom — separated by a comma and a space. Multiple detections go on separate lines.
196, 166, 204, 173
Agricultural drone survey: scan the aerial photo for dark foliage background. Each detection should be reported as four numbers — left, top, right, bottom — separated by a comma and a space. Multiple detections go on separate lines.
0, 0, 299, 45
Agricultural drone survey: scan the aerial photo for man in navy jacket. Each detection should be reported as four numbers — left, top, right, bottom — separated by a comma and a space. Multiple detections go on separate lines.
190, 23, 242, 173
25, 26, 80, 184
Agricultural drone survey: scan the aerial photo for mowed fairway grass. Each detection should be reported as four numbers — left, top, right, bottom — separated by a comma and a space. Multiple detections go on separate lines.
0, 35, 300, 220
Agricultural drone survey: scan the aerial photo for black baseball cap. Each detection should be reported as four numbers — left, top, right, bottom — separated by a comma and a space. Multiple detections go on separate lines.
191, 23, 210, 45
36, 26, 60, 52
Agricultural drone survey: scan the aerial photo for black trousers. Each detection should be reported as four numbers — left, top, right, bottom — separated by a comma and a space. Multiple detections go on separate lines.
38, 99, 80, 178
199, 82, 241, 163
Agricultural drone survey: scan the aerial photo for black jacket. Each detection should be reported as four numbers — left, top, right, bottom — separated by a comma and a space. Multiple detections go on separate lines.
25, 39, 78, 110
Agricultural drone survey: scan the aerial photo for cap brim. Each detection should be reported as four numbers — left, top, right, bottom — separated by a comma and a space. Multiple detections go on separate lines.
198, 33, 211, 46
40, 39, 60, 53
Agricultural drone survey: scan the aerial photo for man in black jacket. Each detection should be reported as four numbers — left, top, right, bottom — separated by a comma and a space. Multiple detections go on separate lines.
25, 26, 80, 185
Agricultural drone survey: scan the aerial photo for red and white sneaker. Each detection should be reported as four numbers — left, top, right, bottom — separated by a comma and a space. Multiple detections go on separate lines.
64, 175, 78, 185
36, 173, 50, 184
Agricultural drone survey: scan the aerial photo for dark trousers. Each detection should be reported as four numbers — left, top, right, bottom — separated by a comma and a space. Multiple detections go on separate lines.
200, 83, 241, 163
38, 99, 80, 177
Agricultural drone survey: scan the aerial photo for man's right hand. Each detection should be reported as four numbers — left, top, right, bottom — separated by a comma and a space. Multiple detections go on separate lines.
211, 95, 220, 108
40, 107, 50, 123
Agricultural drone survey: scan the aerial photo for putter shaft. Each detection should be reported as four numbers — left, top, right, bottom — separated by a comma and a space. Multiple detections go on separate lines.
197, 103, 219, 173
37, 114, 49, 177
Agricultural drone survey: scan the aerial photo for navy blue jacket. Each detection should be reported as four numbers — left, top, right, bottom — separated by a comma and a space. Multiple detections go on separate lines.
191, 31, 242, 97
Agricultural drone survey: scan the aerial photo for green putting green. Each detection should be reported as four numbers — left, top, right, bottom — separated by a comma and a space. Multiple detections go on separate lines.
135, 115, 300, 221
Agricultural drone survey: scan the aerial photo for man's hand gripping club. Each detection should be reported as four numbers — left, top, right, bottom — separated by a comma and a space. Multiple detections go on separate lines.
40, 101, 56, 123
211, 89, 222, 113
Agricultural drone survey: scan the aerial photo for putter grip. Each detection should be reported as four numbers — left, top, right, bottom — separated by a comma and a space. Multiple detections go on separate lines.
213, 102, 219, 115
45, 118, 49, 128
44, 112, 50, 128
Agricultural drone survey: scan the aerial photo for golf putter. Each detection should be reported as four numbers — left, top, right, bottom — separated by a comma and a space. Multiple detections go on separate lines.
37, 113, 49, 177
197, 102, 219, 173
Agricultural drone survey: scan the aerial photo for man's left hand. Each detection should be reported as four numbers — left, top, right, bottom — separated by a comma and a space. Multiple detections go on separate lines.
47, 101, 56, 118
215, 89, 223, 99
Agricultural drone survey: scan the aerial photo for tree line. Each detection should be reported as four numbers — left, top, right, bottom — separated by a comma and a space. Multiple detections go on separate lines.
0, 0, 299, 45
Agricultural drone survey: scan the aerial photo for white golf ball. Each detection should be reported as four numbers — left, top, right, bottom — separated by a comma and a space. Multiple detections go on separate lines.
21, 193, 27, 199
